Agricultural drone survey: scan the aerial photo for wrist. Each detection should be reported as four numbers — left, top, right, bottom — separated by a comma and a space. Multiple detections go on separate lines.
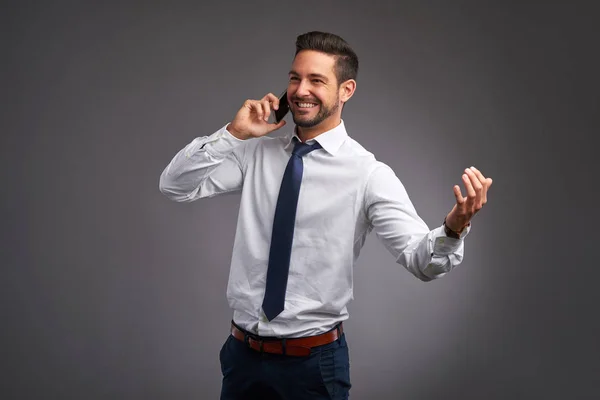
443, 217, 468, 239
226, 123, 248, 140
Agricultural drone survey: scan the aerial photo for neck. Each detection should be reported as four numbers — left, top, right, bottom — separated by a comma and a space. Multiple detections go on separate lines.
296, 116, 341, 142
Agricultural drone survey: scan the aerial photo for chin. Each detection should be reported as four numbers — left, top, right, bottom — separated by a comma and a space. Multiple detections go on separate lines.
293, 116, 322, 128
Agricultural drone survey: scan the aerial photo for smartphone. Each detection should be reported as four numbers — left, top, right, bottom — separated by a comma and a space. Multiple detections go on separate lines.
273, 90, 290, 123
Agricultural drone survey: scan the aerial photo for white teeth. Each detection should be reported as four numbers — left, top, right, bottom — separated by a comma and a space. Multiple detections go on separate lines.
297, 102, 317, 108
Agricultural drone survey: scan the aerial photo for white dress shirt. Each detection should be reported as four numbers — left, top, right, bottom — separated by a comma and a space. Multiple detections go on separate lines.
159, 120, 469, 338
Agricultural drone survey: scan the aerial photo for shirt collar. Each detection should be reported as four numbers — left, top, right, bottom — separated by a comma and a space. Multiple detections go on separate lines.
284, 120, 348, 156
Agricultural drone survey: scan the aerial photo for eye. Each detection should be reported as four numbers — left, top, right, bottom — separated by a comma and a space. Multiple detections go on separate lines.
312, 79, 323, 84
289, 76, 300, 82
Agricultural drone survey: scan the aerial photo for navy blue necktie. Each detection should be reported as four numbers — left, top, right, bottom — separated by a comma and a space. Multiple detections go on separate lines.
262, 138, 322, 321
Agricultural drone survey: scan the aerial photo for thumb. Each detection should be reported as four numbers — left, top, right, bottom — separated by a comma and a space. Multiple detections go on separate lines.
267, 119, 286, 133
453, 185, 465, 205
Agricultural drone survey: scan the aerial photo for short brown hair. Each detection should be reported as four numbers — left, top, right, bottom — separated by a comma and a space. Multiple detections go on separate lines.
295, 31, 359, 85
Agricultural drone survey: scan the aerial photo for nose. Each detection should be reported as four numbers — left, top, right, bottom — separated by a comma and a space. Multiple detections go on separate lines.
295, 79, 311, 98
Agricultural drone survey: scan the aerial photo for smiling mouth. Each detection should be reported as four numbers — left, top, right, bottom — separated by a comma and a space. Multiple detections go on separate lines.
294, 101, 319, 109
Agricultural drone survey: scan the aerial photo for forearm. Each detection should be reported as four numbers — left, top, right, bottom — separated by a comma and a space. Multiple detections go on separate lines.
159, 125, 245, 202
398, 225, 470, 281
366, 163, 470, 281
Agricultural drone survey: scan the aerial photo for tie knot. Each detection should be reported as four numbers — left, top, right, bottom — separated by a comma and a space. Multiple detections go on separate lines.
292, 139, 322, 157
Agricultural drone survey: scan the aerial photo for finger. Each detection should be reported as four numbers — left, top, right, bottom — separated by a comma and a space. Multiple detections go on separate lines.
465, 168, 483, 209
465, 168, 483, 192
242, 99, 253, 111
262, 93, 279, 110
470, 166, 492, 205
469, 166, 487, 186
482, 177, 493, 204
261, 99, 272, 122
453, 185, 466, 207
462, 173, 477, 210
251, 101, 264, 122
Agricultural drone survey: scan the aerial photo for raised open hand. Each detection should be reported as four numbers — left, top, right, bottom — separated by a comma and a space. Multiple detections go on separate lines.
445, 166, 493, 233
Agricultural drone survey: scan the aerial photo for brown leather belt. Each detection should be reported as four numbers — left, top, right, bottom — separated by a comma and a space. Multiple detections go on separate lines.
230, 322, 343, 357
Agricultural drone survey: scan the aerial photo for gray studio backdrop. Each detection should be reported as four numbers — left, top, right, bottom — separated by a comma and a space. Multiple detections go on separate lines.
2, 1, 598, 399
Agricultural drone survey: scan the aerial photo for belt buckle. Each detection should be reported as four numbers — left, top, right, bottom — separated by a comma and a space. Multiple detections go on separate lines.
246, 335, 265, 353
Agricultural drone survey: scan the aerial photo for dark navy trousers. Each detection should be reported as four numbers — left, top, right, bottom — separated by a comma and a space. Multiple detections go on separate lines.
219, 330, 351, 399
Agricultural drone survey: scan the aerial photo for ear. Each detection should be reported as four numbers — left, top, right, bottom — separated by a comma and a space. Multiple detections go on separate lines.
339, 79, 356, 104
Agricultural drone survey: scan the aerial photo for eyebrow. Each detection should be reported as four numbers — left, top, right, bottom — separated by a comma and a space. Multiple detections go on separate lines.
288, 70, 329, 81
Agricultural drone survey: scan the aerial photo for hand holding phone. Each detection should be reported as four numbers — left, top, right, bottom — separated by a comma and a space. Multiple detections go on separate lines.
228, 92, 287, 140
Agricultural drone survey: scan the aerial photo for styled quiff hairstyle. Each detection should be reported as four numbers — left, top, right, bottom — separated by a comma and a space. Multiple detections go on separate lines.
295, 31, 359, 86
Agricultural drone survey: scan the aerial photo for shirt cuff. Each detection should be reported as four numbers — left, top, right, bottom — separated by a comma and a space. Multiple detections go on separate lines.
203, 124, 246, 157
431, 224, 470, 254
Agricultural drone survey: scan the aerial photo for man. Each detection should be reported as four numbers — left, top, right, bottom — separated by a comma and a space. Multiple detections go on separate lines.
159, 31, 492, 400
